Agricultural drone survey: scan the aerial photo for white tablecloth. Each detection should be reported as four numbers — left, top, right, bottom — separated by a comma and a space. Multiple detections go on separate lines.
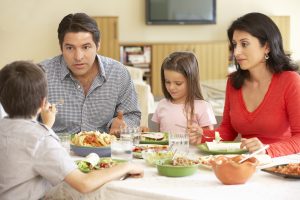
45, 149, 300, 200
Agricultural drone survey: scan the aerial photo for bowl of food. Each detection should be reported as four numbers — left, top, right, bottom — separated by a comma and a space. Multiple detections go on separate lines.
211, 155, 258, 185
141, 149, 174, 166
156, 157, 199, 177
70, 131, 116, 157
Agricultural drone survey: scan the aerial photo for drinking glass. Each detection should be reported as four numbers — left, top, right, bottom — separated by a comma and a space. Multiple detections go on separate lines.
120, 126, 141, 146
58, 133, 70, 153
131, 127, 141, 146
111, 138, 133, 161
168, 132, 189, 154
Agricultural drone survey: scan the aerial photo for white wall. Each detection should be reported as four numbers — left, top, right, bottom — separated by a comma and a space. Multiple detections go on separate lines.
0, 0, 299, 68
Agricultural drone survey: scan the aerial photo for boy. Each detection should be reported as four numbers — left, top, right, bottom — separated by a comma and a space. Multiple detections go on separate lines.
0, 61, 143, 200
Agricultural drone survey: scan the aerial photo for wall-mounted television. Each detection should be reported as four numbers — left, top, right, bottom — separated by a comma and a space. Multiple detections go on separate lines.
146, 0, 216, 25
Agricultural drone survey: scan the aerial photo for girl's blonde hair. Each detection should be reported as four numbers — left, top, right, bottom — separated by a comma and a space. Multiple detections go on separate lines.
160, 51, 204, 122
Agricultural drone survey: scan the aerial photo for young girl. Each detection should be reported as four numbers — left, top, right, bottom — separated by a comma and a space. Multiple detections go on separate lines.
151, 51, 216, 132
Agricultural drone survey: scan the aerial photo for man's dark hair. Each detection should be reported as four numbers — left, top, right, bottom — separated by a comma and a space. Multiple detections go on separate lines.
0, 61, 47, 118
58, 13, 100, 49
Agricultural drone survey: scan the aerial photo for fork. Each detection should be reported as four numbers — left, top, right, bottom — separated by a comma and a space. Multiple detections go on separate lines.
55, 99, 64, 106
119, 173, 131, 181
174, 124, 213, 139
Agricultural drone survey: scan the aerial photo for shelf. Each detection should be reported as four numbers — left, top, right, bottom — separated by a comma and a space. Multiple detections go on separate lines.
120, 44, 152, 86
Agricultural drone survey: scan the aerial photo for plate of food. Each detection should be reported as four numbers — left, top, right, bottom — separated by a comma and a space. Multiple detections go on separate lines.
70, 131, 117, 157
133, 144, 169, 159
261, 163, 300, 179
76, 153, 126, 173
199, 154, 272, 170
140, 132, 168, 145
197, 142, 248, 155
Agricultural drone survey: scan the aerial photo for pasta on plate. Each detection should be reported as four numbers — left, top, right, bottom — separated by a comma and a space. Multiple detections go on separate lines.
71, 131, 117, 147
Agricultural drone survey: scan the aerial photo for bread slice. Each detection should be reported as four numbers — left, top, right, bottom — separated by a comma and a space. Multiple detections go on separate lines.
142, 132, 165, 141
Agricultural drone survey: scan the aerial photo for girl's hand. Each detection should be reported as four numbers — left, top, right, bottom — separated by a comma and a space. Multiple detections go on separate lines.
240, 137, 266, 154
187, 123, 203, 145
41, 102, 57, 128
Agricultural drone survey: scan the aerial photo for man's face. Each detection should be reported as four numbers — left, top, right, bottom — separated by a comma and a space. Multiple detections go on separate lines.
61, 32, 99, 79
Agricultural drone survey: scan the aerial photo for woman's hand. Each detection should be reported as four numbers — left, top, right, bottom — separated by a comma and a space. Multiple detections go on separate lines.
187, 123, 203, 145
240, 137, 266, 154
40, 102, 57, 128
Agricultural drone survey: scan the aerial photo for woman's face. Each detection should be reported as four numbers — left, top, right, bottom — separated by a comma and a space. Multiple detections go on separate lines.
164, 69, 188, 104
232, 30, 269, 71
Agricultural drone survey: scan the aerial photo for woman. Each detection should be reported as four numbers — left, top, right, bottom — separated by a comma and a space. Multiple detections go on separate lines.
189, 12, 300, 157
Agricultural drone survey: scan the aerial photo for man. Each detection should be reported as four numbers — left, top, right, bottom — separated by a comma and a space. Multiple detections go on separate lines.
40, 13, 141, 134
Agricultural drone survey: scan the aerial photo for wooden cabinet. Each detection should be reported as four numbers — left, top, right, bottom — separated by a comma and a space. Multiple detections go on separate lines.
270, 16, 290, 52
151, 41, 229, 96
93, 16, 119, 60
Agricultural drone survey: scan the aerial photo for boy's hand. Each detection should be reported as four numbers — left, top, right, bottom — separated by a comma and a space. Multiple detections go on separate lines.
41, 102, 56, 128
126, 162, 144, 178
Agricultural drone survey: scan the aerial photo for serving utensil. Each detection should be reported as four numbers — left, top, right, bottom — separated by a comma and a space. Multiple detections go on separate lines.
171, 149, 178, 160
239, 145, 270, 164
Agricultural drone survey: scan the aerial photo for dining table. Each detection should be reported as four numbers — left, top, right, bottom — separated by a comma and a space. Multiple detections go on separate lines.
45, 146, 300, 200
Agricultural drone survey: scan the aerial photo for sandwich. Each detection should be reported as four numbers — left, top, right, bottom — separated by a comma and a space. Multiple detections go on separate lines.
141, 132, 165, 141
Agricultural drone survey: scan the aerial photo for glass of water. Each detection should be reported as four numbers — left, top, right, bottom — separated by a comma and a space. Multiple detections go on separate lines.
168, 132, 189, 154
111, 138, 133, 161
131, 127, 141, 146
120, 126, 141, 146
58, 133, 70, 153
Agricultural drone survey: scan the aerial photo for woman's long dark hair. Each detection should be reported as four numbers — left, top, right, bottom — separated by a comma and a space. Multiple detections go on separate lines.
227, 12, 298, 89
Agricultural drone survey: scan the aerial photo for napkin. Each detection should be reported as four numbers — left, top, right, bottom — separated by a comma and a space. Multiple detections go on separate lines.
83, 153, 100, 167
206, 142, 242, 151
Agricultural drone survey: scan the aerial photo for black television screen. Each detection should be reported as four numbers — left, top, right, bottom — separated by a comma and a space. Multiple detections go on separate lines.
146, 0, 216, 25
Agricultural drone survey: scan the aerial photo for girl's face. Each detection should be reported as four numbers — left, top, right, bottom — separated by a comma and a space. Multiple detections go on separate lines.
232, 30, 269, 71
164, 69, 188, 104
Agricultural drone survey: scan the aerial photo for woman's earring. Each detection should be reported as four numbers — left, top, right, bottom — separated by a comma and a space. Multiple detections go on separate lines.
264, 53, 269, 60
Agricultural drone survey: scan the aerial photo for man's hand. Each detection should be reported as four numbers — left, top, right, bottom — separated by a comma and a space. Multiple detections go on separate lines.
109, 111, 126, 137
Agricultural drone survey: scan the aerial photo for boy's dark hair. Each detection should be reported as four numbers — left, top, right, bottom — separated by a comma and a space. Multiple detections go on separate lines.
227, 12, 298, 89
58, 13, 100, 49
0, 61, 47, 118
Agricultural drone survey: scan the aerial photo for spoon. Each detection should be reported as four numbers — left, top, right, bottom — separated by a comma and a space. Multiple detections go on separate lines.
239, 145, 270, 163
